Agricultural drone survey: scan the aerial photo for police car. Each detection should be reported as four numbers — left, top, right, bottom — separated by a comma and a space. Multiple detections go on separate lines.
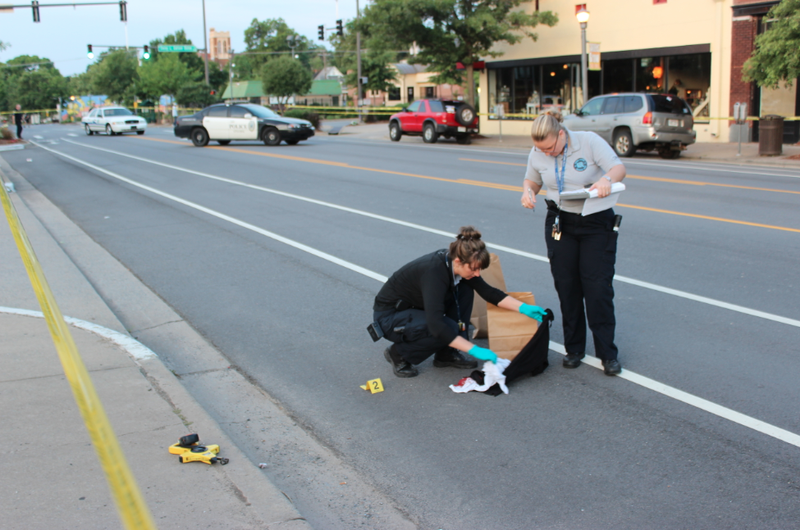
174, 103, 314, 147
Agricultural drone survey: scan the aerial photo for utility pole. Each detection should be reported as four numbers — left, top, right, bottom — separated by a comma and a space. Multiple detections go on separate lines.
356, 0, 362, 123
202, 0, 210, 85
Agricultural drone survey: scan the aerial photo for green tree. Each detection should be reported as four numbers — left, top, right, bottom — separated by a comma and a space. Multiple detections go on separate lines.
67, 69, 96, 96
92, 49, 139, 104
331, 22, 398, 95
176, 82, 219, 108
742, 0, 800, 88
356, 0, 558, 106
148, 30, 205, 75
138, 53, 194, 101
260, 55, 312, 111
1, 55, 68, 110
237, 18, 324, 80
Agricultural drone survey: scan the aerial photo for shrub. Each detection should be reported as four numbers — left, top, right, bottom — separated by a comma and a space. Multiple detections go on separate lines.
1, 127, 14, 140
283, 109, 320, 130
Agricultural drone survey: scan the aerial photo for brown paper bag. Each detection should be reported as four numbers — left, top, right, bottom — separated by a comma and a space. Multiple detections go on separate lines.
470, 253, 507, 339
487, 292, 538, 360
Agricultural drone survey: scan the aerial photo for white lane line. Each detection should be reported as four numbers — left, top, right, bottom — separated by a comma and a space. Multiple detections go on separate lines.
0, 306, 155, 361
58, 138, 800, 330
31, 141, 800, 449
32, 141, 386, 283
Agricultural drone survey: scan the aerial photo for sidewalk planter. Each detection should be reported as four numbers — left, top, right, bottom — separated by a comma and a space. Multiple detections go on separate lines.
758, 115, 783, 156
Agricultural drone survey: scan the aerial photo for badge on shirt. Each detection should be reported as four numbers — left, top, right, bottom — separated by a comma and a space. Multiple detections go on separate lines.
573, 158, 588, 171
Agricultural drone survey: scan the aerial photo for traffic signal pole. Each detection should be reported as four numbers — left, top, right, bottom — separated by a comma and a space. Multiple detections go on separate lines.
202, 0, 210, 85
356, 0, 362, 123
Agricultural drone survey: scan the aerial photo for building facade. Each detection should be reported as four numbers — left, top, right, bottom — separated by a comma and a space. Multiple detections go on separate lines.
478, 0, 798, 143
209, 28, 231, 66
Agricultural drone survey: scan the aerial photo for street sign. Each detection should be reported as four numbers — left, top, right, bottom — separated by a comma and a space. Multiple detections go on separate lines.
157, 44, 197, 53
0, 4, 14, 14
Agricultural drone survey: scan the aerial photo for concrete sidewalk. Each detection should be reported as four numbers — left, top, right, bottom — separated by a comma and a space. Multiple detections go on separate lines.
330, 121, 800, 168
0, 165, 311, 527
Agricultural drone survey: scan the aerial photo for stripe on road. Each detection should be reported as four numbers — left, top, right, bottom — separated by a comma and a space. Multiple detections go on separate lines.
59, 138, 800, 329
31, 140, 800, 450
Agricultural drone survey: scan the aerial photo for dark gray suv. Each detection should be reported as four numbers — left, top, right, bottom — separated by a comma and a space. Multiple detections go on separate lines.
563, 93, 696, 159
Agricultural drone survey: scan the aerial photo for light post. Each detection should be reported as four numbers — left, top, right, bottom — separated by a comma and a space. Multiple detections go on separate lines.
576, 5, 590, 107
286, 34, 301, 58
202, 0, 209, 85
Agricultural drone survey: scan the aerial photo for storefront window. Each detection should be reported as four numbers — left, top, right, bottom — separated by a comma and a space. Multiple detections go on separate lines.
513, 65, 538, 115
666, 53, 711, 117
603, 59, 634, 93
635, 57, 665, 93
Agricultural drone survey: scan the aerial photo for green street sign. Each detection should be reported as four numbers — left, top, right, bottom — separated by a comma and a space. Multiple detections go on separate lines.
157, 44, 197, 53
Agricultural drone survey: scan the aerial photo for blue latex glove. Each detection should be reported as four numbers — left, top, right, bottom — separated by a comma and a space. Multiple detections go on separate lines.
519, 303, 547, 322
468, 345, 498, 364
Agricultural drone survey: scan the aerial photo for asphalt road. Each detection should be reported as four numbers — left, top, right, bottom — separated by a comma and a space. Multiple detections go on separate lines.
6, 123, 800, 529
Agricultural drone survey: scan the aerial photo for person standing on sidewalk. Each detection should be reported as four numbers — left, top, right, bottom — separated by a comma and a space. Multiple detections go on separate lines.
14, 105, 24, 140
373, 226, 547, 378
520, 110, 626, 376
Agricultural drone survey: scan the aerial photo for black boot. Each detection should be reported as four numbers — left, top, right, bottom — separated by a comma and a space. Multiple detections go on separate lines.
384, 346, 418, 378
433, 348, 478, 369
563, 352, 585, 368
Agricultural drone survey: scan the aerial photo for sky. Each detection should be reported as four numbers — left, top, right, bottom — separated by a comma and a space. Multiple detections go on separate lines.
0, 0, 362, 77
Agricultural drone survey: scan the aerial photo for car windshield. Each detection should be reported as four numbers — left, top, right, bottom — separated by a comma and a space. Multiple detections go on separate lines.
239, 104, 278, 118
650, 95, 690, 115
104, 108, 133, 117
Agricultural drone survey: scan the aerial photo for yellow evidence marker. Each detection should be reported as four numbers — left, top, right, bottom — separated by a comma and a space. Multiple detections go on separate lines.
360, 378, 384, 394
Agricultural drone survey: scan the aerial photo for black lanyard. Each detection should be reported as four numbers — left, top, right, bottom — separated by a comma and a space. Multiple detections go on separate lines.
445, 255, 466, 333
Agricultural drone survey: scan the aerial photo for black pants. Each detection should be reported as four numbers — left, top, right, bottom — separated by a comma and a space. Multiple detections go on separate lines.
545, 206, 618, 361
374, 285, 474, 365
16, 123, 22, 139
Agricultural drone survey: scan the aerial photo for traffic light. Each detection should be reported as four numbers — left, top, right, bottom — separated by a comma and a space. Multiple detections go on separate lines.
210, 90, 216, 96
318, 25, 324, 41
87, 45, 94, 59
336, 19, 343, 36
119, 0, 127, 22
142, 45, 150, 60
32, 1, 40, 22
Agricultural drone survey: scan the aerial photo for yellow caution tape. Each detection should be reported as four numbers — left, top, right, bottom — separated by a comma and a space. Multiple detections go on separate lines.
0, 179, 157, 530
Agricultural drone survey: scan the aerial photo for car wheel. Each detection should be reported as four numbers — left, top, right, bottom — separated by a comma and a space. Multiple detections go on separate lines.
262, 127, 281, 146
105, 124, 115, 136
455, 103, 476, 127
456, 135, 471, 145
136, 131, 145, 135
612, 128, 635, 157
658, 148, 681, 159
285, 139, 299, 145
84, 124, 93, 136
389, 121, 402, 142
217, 140, 231, 145
191, 128, 209, 147
422, 123, 438, 144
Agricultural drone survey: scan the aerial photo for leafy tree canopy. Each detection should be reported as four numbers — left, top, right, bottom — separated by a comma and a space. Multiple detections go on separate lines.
237, 18, 323, 80
356, 0, 557, 104
91, 49, 139, 105
260, 55, 313, 109
1, 55, 67, 111
176, 82, 220, 108
742, 0, 800, 88
330, 21, 399, 95
138, 53, 193, 100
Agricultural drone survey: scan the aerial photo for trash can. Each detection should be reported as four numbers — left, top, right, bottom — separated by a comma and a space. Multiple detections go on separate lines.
758, 115, 784, 156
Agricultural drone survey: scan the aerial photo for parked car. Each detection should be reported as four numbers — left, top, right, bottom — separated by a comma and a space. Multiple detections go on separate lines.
388, 99, 478, 144
563, 93, 696, 159
174, 103, 315, 147
82, 107, 147, 136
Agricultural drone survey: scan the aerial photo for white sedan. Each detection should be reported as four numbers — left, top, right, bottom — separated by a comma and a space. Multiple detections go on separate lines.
82, 107, 147, 136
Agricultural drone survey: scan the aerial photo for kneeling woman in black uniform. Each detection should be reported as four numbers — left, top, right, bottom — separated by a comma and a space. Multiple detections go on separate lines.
373, 226, 546, 378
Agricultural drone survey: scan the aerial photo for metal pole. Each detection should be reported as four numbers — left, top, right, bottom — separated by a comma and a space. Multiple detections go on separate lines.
580, 22, 588, 106
202, 0, 209, 85
356, 0, 362, 123
229, 50, 234, 102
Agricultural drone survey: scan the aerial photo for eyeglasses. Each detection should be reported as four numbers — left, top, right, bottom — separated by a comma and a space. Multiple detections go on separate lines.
536, 134, 562, 155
